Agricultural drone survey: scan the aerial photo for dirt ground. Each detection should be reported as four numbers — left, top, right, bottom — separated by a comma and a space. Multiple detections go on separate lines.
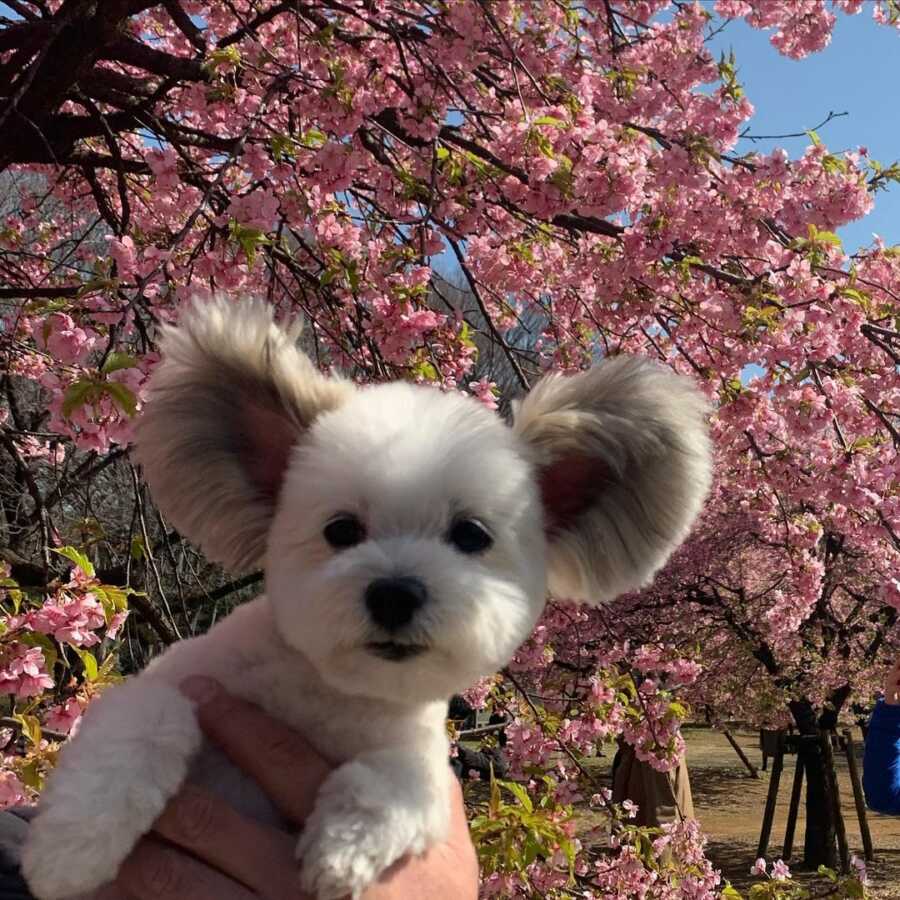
669, 727, 900, 898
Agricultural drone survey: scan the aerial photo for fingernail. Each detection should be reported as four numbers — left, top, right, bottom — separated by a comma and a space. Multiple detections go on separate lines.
180, 676, 222, 704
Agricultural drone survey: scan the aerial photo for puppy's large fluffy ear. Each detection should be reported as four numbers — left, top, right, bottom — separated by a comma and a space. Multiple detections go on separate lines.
133, 297, 352, 572
513, 357, 711, 603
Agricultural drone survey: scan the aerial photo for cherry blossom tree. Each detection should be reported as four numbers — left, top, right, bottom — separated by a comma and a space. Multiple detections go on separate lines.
555, 502, 900, 873
2, 0, 899, 895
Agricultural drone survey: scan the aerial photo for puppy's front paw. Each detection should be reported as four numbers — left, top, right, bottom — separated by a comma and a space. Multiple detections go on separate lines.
21, 681, 201, 899
297, 807, 413, 900
296, 758, 441, 900
23, 752, 195, 900
22, 802, 145, 900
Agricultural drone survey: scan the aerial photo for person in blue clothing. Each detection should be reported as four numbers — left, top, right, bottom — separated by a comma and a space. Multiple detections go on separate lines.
863, 657, 900, 815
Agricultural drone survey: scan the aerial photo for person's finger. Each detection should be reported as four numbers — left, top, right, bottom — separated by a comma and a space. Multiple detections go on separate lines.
151, 783, 296, 892
179, 677, 331, 824
116, 837, 257, 900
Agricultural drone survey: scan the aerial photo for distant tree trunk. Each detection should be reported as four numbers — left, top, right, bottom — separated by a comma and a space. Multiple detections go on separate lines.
788, 688, 850, 869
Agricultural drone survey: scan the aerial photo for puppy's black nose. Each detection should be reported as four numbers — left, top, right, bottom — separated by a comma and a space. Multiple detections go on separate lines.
365, 577, 427, 632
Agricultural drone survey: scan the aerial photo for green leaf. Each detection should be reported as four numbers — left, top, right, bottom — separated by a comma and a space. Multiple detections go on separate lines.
503, 781, 534, 813
548, 155, 574, 196
61, 380, 98, 418
93, 584, 131, 624
345, 260, 360, 293
107, 586, 131, 611
53, 546, 95, 578
102, 381, 137, 417
532, 115, 566, 128
311, 22, 336, 45
103, 381, 137, 417
6, 589, 22, 614
489, 771, 501, 816
716, 51, 744, 102
411, 357, 439, 382
94, 658, 123, 685
98, 651, 120, 677
100, 352, 138, 375
76, 276, 116, 299
62, 377, 136, 419
521, 832, 541, 866
74, 647, 99, 681
204, 46, 242, 73
822, 153, 848, 175
130, 535, 145, 560
808, 224, 842, 248
721, 884, 744, 900
839, 287, 869, 305
301, 128, 327, 149
817, 865, 838, 882
93, 588, 115, 623
806, 129, 822, 146
17, 756, 44, 789
12, 713, 42, 747
271, 133, 294, 162
228, 220, 271, 267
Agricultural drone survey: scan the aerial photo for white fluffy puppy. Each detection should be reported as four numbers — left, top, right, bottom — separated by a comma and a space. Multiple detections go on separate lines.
22, 297, 711, 900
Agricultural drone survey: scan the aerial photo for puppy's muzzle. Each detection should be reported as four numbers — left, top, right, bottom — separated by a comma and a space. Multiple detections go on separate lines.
364, 576, 427, 632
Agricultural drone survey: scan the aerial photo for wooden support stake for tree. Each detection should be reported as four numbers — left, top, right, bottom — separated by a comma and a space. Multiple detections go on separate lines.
757, 734, 783, 860
821, 732, 850, 874
783, 753, 804, 861
843, 729, 874, 862
723, 728, 759, 778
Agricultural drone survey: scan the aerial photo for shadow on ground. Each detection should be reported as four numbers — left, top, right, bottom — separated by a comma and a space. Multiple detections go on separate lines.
681, 727, 900, 898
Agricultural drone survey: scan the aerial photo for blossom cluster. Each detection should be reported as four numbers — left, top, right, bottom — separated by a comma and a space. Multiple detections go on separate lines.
0, 555, 128, 807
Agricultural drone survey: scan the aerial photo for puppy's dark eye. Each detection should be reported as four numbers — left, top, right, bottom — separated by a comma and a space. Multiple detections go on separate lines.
324, 515, 365, 549
448, 519, 493, 554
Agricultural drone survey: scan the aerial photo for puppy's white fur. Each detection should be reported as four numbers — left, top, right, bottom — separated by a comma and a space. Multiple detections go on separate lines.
22, 297, 712, 900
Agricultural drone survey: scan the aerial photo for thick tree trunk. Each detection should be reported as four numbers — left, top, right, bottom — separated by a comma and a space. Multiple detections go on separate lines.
797, 736, 837, 868
788, 692, 849, 869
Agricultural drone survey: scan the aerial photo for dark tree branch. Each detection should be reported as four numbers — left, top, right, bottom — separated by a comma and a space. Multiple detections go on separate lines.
163, 0, 206, 51
102, 35, 207, 82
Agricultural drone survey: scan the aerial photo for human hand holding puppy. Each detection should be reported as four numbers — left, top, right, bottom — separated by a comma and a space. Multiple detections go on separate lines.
92, 678, 478, 900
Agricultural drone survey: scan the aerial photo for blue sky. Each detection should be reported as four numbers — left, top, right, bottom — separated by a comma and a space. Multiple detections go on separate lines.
705, 6, 900, 253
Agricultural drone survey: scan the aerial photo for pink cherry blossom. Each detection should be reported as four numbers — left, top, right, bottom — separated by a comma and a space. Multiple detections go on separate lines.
45, 698, 87, 736
0, 770, 27, 810
0, 645, 54, 698
770, 859, 791, 881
